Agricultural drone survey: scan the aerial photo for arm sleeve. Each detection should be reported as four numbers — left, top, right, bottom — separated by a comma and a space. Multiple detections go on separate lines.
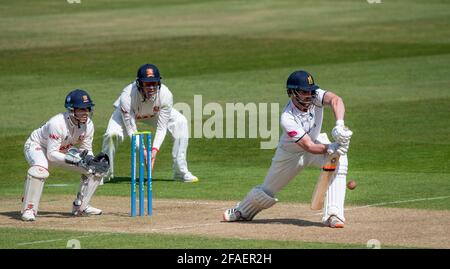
79, 121, 94, 156
313, 89, 326, 107
280, 113, 306, 142
120, 93, 138, 138
152, 90, 173, 150
46, 124, 69, 165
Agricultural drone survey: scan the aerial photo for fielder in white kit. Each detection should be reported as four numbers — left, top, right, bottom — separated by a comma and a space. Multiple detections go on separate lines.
102, 63, 198, 183
223, 70, 353, 228
22, 89, 110, 221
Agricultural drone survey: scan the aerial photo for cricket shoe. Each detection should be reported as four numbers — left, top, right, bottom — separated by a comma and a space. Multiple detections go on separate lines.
101, 170, 114, 185
174, 172, 199, 183
324, 215, 344, 228
21, 209, 36, 221
223, 207, 245, 222
84, 205, 103, 215
72, 202, 103, 216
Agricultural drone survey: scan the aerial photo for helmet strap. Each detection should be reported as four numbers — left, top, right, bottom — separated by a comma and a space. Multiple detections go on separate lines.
288, 89, 315, 112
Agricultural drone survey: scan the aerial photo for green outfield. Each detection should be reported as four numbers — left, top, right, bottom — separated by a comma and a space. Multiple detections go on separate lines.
0, 0, 449, 249
1, 227, 409, 249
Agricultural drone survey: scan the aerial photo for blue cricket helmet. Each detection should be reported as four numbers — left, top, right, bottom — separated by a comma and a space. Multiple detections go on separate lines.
64, 89, 94, 110
286, 70, 319, 91
136, 63, 162, 83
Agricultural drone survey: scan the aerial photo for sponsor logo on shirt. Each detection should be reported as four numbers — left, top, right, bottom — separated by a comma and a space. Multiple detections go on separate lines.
59, 144, 73, 152
136, 114, 151, 120
288, 131, 298, 137
49, 134, 60, 140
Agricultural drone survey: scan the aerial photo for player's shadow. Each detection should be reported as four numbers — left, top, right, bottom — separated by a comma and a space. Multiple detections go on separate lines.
105, 176, 174, 184
1, 211, 75, 221
242, 218, 326, 227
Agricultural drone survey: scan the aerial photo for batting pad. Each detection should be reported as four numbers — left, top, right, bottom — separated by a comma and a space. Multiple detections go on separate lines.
22, 166, 49, 213
238, 186, 278, 220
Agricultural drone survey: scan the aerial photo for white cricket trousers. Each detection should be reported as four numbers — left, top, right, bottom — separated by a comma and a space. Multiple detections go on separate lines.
261, 145, 348, 222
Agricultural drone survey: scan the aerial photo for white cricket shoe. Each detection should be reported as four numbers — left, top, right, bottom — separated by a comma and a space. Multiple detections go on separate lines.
21, 209, 36, 221
324, 215, 345, 228
223, 207, 244, 222
72, 202, 102, 216
83, 205, 103, 215
101, 171, 113, 185
174, 172, 199, 183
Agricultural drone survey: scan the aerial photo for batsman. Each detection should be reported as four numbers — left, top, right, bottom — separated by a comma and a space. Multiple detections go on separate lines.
223, 70, 353, 228
21, 89, 110, 221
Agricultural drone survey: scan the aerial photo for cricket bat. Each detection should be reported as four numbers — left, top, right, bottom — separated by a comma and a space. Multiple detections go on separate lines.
310, 153, 340, 210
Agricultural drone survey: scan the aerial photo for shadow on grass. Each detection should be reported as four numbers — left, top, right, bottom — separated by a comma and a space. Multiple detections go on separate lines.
222, 218, 326, 228
104, 176, 174, 184
1, 211, 74, 221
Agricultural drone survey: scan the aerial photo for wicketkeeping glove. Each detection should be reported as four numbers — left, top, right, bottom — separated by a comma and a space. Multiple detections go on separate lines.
82, 152, 110, 177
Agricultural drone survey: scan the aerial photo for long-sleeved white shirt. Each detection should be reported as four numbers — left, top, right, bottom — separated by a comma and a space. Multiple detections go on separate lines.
28, 112, 94, 165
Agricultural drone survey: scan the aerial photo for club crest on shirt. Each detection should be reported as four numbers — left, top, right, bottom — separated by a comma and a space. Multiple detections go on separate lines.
153, 106, 160, 113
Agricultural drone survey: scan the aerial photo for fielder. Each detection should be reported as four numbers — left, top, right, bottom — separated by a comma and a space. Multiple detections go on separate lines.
223, 70, 353, 228
22, 89, 110, 221
102, 63, 198, 183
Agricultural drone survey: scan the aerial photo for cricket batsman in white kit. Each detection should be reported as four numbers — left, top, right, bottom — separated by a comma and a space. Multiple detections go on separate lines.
102, 63, 198, 183
223, 70, 353, 228
22, 89, 110, 221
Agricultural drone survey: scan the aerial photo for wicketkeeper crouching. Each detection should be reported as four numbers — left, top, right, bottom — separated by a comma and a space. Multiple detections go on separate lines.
223, 70, 353, 228
21, 89, 110, 221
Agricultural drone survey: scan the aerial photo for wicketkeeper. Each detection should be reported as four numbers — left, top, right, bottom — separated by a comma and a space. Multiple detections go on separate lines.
101, 63, 198, 183
223, 70, 353, 228
21, 89, 110, 221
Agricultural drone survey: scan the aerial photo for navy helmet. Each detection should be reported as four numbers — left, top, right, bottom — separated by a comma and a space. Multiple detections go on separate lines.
286, 71, 319, 110
136, 63, 161, 84
136, 64, 162, 101
286, 70, 319, 91
64, 89, 94, 110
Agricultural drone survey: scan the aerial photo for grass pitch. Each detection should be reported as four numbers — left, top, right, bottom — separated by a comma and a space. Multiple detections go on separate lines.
0, 0, 449, 248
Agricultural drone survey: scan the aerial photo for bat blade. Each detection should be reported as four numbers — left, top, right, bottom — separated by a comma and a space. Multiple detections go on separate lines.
310, 153, 340, 210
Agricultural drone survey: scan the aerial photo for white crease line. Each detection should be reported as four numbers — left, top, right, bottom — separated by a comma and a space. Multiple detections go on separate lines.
161, 200, 223, 206
46, 184, 71, 187
17, 233, 112, 246
311, 195, 450, 215
17, 223, 225, 246
346, 195, 450, 211
151, 222, 224, 232
17, 238, 66, 246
